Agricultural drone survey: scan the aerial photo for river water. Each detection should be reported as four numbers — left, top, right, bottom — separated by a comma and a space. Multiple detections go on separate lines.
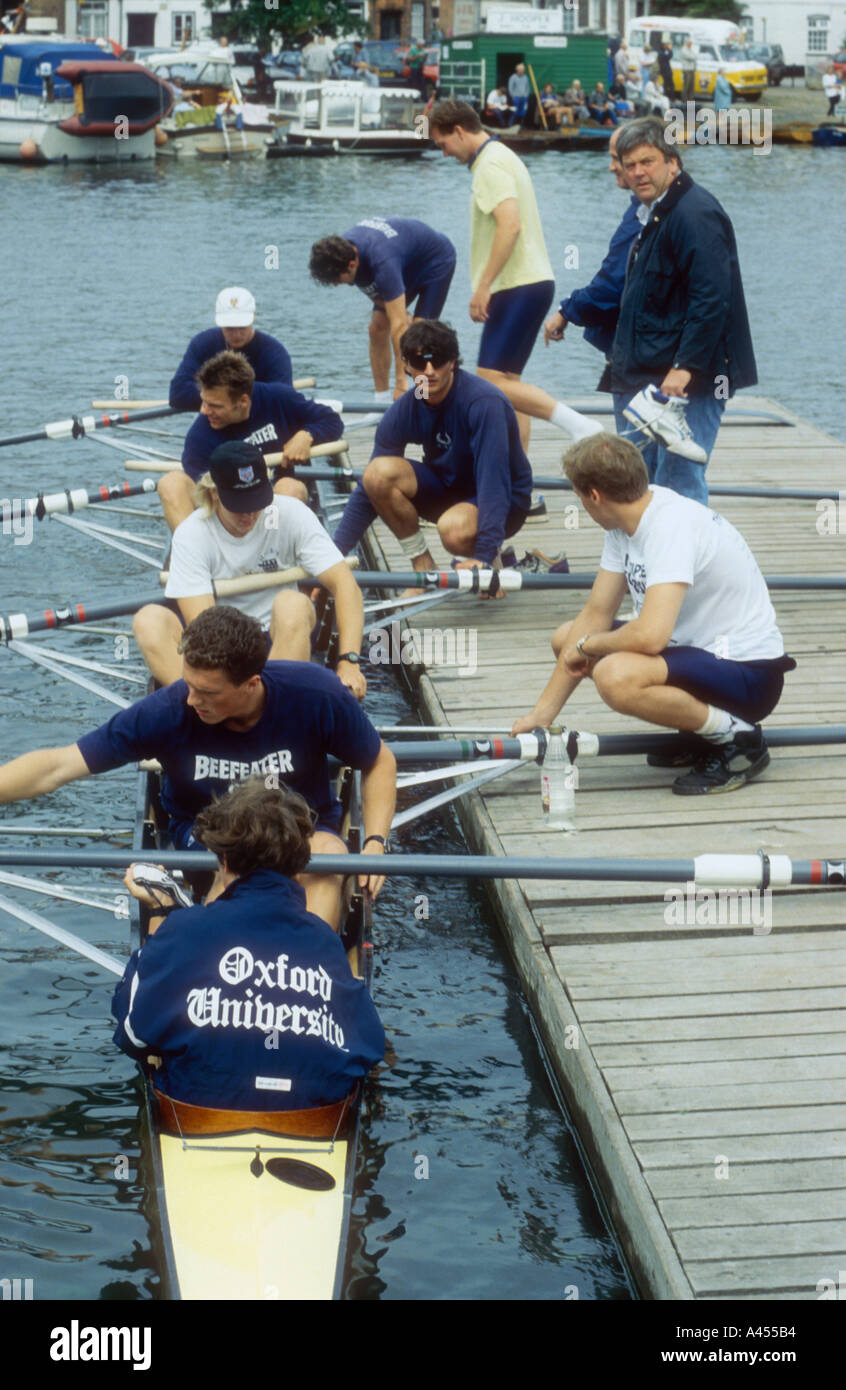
0, 138, 839, 1303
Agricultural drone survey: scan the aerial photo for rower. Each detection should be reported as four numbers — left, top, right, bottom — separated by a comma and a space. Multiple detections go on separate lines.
511, 433, 796, 795
134, 441, 367, 699
114, 779, 385, 1112
309, 218, 457, 402
159, 351, 343, 533
169, 285, 293, 412
332, 319, 531, 596
0, 607, 395, 927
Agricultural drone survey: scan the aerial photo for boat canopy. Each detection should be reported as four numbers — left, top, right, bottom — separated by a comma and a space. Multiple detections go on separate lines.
0, 40, 108, 100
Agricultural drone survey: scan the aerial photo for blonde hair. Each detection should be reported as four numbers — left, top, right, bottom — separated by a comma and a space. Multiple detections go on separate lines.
193, 471, 218, 518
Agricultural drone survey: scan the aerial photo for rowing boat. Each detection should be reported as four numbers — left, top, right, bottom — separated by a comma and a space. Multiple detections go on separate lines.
130, 762, 372, 1300
123, 462, 374, 1300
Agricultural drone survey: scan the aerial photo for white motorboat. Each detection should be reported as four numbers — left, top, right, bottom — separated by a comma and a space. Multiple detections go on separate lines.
268, 80, 428, 157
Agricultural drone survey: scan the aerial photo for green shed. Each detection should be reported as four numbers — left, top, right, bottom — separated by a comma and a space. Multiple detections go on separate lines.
438, 31, 609, 106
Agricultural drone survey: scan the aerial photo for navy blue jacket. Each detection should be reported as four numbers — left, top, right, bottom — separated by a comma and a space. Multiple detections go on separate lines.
602, 172, 757, 396
182, 382, 343, 482
558, 197, 640, 356
169, 328, 293, 411
112, 869, 385, 1110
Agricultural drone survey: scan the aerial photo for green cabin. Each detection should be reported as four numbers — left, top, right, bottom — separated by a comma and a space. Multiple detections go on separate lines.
438, 31, 609, 107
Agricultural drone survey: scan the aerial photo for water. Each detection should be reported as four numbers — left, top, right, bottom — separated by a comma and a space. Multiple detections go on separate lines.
0, 140, 837, 1302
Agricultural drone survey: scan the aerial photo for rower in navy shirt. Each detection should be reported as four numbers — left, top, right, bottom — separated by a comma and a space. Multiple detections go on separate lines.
310, 218, 456, 401
333, 320, 531, 592
169, 285, 293, 413
159, 350, 343, 533
0, 608, 396, 930
114, 780, 385, 1112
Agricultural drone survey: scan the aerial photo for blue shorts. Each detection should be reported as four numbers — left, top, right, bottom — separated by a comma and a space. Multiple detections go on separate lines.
662, 647, 796, 724
408, 262, 456, 319
478, 280, 555, 373
168, 810, 344, 851
409, 457, 529, 540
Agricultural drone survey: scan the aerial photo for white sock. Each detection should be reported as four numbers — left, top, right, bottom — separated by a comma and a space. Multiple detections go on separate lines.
695, 705, 756, 744
398, 529, 430, 559
550, 402, 603, 440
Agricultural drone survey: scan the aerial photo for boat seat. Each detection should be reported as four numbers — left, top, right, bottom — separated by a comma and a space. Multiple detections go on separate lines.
152, 1085, 356, 1137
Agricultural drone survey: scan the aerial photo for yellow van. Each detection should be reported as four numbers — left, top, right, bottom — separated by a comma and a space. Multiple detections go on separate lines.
626, 16, 768, 102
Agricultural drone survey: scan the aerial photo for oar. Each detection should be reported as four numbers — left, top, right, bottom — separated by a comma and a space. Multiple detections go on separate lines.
5, 479, 157, 522
0, 891, 125, 976
0, 849, 841, 889
384, 725, 846, 763
124, 439, 350, 472
0, 405, 184, 448
90, 380, 317, 408
0, 558, 360, 640
351, 568, 846, 594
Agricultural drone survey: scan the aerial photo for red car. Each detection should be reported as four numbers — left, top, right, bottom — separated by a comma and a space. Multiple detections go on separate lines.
832, 50, 846, 78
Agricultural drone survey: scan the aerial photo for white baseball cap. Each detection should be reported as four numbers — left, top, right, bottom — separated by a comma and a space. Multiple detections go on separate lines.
215, 286, 256, 327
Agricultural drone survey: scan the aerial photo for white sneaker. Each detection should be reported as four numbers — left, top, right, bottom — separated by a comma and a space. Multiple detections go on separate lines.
622, 386, 708, 463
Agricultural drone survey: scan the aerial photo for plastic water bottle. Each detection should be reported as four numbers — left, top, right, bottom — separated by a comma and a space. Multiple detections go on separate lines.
541, 724, 576, 832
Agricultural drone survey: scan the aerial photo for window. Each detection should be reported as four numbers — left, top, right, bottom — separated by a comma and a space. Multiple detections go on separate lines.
807, 14, 830, 53
78, 1, 108, 39
172, 13, 196, 46
562, 6, 575, 34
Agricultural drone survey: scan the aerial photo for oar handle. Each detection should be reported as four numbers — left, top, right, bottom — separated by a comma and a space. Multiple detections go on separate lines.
157, 555, 359, 590
125, 439, 349, 473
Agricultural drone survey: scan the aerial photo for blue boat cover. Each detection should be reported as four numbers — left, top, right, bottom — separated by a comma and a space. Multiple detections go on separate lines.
0, 41, 108, 100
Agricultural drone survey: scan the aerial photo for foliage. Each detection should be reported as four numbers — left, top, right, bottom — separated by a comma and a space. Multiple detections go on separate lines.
207, 0, 366, 50
643, 0, 748, 23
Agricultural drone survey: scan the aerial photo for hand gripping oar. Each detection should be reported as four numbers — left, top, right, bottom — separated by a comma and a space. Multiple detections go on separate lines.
0, 891, 125, 976
0, 405, 184, 449
124, 439, 350, 473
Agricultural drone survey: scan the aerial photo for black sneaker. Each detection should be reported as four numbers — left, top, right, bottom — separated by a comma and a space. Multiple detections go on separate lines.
646, 737, 709, 769
523, 494, 549, 524
671, 727, 770, 796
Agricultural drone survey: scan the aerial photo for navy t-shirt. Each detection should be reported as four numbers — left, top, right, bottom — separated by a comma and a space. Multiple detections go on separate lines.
112, 869, 385, 1110
169, 328, 294, 412
347, 217, 456, 305
181, 383, 343, 482
371, 369, 532, 561
77, 661, 382, 834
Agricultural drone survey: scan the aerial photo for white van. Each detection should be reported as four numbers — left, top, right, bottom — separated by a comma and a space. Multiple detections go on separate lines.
626, 16, 768, 102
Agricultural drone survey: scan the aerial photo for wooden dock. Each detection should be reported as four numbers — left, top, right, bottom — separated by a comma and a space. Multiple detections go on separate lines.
350, 394, 846, 1300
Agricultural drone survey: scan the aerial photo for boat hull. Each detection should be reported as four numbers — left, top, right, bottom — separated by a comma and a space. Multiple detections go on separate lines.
269, 130, 425, 157
0, 113, 156, 162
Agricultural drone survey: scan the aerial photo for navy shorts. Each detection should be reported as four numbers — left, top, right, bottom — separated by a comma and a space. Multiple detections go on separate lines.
662, 647, 796, 724
408, 262, 456, 319
409, 458, 529, 540
478, 279, 555, 373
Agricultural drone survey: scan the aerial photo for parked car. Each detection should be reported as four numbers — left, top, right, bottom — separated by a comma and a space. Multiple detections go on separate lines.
832, 50, 846, 79
264, 49, 303, 81
747, 42, 786, 85
332, 38, 438, 92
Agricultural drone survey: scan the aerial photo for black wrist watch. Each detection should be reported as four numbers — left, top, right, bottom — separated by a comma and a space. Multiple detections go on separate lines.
337, 651, 361, 665
363, 834, 388, 850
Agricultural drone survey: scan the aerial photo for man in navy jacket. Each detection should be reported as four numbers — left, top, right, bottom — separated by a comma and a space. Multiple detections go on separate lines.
601, 117, 757, 504
114, 780, 385, 1111
159, 351, 343, 531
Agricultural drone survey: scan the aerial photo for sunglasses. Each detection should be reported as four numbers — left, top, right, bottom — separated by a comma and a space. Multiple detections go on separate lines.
403, 350, 453, 372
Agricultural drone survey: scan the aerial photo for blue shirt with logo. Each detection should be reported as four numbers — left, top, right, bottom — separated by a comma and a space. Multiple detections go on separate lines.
112, 869, 385, 1109
371, 369, 532, 561
181, 383, 343, 482
77, 661, 382, 837
347, 217, 456, 305
169, 328, 294, 412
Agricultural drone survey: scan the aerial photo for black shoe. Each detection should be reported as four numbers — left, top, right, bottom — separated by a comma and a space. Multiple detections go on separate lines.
523, 494, 549, 524
671, 727, 770, 796
646, 738, 709, 769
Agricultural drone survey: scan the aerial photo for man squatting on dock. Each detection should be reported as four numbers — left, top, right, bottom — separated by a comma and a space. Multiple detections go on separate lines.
115, 780, 385, 1112
134, 442, 367, 699
512, 435, 795, 796
0, 607, 396, 928
159, 352, 343, 532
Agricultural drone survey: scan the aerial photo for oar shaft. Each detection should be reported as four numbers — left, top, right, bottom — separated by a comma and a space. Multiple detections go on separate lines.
0, 848, 840, 888
8, 479, 158, 522
353, 569, 846, 593
0, 405, 183, 448
0, 890, 125, 975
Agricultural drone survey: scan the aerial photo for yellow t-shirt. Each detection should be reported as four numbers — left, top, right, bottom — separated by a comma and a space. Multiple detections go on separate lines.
470, 139, 554, 293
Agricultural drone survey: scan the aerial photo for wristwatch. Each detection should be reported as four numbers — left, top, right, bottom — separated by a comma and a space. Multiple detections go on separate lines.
363, 834, 388, 850
337, 652, 361, 664
576, 634, 592, 657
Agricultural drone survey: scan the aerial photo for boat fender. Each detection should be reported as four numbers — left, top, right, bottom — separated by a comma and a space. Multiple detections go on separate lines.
266, 1157, 337, 1191
19, 137, 39, 160
155, 126, 168, 146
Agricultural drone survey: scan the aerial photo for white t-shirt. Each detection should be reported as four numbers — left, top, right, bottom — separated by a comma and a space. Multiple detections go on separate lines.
599, 487, 784, 660
165, 497, 343, 625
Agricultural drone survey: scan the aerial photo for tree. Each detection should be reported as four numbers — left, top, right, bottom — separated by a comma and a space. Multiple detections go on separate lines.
208, 0, 366, 50
645, 0, 747, 22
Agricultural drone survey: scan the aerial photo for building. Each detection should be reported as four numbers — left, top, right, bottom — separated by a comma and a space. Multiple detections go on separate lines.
739, 0, 845, 65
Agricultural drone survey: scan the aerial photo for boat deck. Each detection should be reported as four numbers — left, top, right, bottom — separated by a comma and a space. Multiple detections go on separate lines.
351, 395, 846, 1300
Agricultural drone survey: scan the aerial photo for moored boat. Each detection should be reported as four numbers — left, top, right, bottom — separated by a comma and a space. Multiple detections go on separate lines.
268, 79, 427, 157
0, 36, 172, 162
